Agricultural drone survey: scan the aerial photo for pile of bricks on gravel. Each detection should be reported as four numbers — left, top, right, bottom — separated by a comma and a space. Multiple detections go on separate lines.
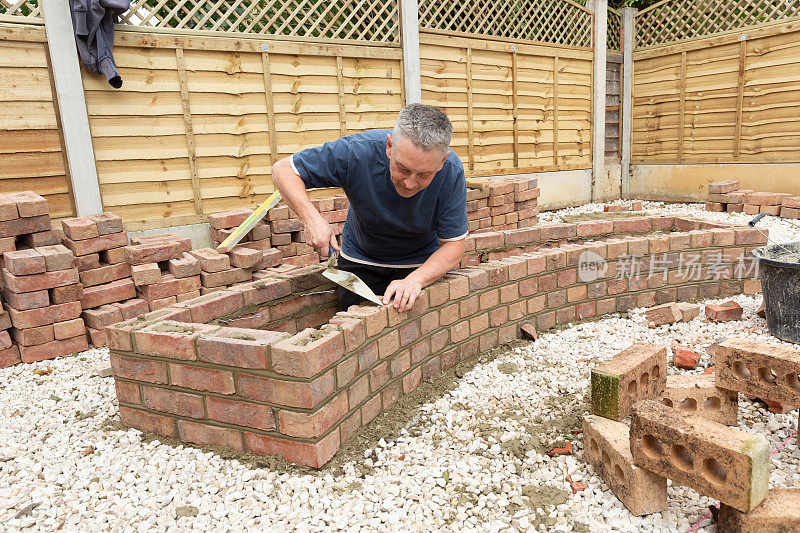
586, 337, 800, 528
0, 192, 84, 366
60, 213, 140, 347
706, 180, 800, 219
467, 177, 539, 233
2, 246, 87, 362
128, 234, 200, 312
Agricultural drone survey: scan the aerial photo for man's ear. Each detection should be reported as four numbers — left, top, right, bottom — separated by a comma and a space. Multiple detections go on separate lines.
386, 133, 393, 159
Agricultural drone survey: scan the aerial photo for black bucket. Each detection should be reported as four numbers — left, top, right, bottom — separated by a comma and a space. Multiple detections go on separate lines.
752, 241, 800, 344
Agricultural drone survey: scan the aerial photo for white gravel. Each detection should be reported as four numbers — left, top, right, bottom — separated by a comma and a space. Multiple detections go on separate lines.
1, 203, 799, 532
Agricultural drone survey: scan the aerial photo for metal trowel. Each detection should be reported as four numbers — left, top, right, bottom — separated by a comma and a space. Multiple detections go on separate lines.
323, 247, 384, 306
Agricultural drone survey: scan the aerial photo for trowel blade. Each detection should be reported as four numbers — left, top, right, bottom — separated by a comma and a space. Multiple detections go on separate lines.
322, 268, 384, 306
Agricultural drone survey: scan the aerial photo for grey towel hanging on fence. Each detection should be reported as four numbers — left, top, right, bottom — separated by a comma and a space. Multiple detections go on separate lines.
69, 0, 130, 88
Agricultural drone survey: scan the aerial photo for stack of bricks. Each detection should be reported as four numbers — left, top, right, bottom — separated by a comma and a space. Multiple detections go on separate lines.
466, 177, 539, 234
706, 180, 800, 219
60, 213, 140, 347
189, 247, 259, 295
0, 191, 60, 254
128, 234, 200, 311
1, 246, 88, 362
208, 209, 280, 269
0, 294, 16, 368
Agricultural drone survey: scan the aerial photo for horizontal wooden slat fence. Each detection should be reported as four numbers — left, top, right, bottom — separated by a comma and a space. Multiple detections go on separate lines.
84, 31, 403, 229
0, 25, 74, 218
632, 1, 800, 165
418, 0, 593, 176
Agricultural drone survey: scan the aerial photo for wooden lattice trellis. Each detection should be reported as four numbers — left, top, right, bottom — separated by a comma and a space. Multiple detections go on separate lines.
0, 0, 42, 20
418, 0, 594, 48
118, 0, 399, 42
635, 0, 800, 49
607, 6, 621, 51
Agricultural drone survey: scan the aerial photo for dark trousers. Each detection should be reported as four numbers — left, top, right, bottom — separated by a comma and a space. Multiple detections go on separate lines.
335, 255, 415, 311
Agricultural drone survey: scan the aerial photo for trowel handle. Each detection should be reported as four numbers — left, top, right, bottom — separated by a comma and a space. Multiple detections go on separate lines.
748, 212, 767, 227
327, 245, 337, 267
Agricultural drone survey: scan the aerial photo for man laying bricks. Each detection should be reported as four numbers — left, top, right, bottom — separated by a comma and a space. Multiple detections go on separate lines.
272, 103, 468, 312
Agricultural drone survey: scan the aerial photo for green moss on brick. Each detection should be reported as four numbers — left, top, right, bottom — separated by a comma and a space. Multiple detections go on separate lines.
591, 370, 621, 420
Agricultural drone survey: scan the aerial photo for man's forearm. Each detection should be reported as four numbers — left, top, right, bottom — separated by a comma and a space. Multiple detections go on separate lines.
271, 157, 318, 223
406, 239, 465, 288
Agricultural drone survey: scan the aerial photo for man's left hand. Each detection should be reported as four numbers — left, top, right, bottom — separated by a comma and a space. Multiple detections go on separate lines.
382, 276, 423, 312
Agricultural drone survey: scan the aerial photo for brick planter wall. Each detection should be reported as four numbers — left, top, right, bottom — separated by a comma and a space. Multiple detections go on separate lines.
107, 215, 766, 467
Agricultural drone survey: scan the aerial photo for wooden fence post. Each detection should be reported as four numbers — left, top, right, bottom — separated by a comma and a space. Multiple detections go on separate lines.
621, 7, 636, 198
41, 0, 104, 216
400, 0, 422, 104
590, 0, 607, 203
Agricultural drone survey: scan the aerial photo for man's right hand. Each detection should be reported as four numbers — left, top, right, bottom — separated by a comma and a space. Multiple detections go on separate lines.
306, 212, 340, 260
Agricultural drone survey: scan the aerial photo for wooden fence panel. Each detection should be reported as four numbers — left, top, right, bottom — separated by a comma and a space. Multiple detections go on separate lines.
81, 31, 403, 228
420, 32, 592, 177
633, 20, 800, 164
0, 26, 74, 219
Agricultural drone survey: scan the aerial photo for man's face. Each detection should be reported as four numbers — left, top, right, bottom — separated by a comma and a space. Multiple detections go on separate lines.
386, 134, 449, 198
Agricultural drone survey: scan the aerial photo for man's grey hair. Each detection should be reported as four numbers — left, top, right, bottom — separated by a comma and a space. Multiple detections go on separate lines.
392, 103, 453, 154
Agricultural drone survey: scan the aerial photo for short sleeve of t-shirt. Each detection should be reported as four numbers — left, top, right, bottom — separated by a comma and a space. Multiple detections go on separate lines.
436, 165, 468, 241
291, 138, 350, 189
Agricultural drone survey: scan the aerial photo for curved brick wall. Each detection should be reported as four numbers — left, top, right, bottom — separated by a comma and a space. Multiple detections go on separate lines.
107, 215, 767, 467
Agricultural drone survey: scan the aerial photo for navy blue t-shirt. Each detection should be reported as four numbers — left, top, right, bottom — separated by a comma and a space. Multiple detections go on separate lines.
291, 129, 468, 267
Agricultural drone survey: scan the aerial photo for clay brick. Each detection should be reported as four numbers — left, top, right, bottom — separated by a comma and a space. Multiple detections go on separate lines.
82, 278, 136, 309
169, 363, 235, 394
185, 248, 228, 272
177, 420, 244, 452
61, 217, 99, 240
53, 317, 85, 340
237, 370, 334, 410
645, 303, 682, 326
718, 488, 800, 533
4, 288, 49, 310
708, 180, 740, 194
100, 246, 127, 265
8, 191, 48, 217
345, 305, 388, 337
19, 335, 88, 363
705, 301, 743, 322
676, 303, 700, 322
114, 380, 141, 405
112, 298, 149, 319
328, 315, 367, 352
167, 253, 200, 278
0, 214, 50, 237
178, 290, 243, 323
630, 400, 769, 512
591, 343, 667, 421
134, 321, 219, 360
382, 380, 402, 410
244, 428, 340, 468
11, 324, 54, 346
673, 345, 700, 370
270, 327, 344, 378
125, 242, 182, 265
662, 374, 738, 425
2, 267, 79, 293
82, 305, 124, 330
6, 300, 82, 329
207, 397, 275, 431
228, 247, 263, 269
377, 329, 400, 358
139, 274, 200, 300
73, 253, 100, 272
62, 232, 128, 256
0, 195, 19, 221
84, 212, 123, 236
131, 263, 161, 286
119, 406, 176, 438
582, 414, 667, 515
111, 353, 167, 385
79, 262, 132, 287
47, 284, 82, 306
734, 227, 768, 245
209, 208, 252, 229
714, 338, 800, 406
143, 386, 204, 419
200, 267, 251, 288
197, 328, 286, 369
278, 392, 348, 439
36, 244, 73, 272
0, 344, 20, 368
4, 249, 46, 275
